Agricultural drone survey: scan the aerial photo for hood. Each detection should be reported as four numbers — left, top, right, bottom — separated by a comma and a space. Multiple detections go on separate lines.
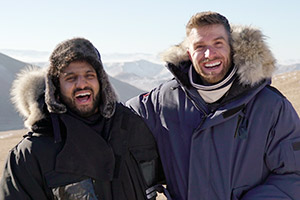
45, 38, 118, 118
11, 66, 46, 129
161, 25, 276, 87
11, 66, 118, 129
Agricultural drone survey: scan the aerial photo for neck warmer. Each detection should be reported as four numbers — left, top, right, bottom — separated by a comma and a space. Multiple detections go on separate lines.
66, 110, 110, 140
189, 65, 237, 103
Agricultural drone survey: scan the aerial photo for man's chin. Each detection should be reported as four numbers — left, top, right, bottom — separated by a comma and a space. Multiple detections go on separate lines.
72, 106, 98, 118
202, 76, 221, 84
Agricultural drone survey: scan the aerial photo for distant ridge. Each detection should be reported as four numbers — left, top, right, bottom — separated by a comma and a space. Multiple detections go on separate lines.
276, 63, 300, 75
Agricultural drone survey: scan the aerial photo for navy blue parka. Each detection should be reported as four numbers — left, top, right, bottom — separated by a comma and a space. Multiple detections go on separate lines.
127, 26, 300, 200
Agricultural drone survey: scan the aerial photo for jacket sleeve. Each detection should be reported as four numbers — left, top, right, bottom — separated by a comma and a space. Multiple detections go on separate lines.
0, 142, 49, 200
242, 99, 300, 200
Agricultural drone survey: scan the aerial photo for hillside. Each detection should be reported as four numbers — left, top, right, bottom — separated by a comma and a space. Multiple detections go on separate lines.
104, 59, 172, 91
0, 53, 27, 131
272, 70, 300, 115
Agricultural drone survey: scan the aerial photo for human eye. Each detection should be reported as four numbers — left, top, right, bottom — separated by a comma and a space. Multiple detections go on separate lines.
194, 44, 205, 51
65, 75, 76, 82
86, 73, 96, 79
215, 41, 224, 48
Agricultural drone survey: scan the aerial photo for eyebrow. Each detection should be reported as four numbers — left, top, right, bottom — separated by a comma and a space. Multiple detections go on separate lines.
195, 36, 226, 44
214, 36, 227, 41
61, 70, 96, 77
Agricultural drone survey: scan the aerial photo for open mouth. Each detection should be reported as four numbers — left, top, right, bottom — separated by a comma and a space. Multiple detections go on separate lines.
75, 92, 91, 103
204, 61, 221, 69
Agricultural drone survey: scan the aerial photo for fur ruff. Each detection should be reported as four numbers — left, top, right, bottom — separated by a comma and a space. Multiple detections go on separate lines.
161, 25, 276, 86
10, 66, 46, 129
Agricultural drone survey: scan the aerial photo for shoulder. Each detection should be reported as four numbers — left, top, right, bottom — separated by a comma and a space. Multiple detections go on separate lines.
254, 85, 298, 119
8, 132, 60, 165
114, 103, 155, 143
115, 103, 147, 125
264, 85, 286, 98
257, 85, 287, 105
127, 79, 181, 106
4, 134, 42, 169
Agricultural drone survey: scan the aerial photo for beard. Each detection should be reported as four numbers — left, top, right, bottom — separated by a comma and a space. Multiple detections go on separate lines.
59, 87, 101, 118
196, 56, 232, 84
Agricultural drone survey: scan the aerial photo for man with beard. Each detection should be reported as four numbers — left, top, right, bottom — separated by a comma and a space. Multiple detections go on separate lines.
127, 11, 300, 199
0, 38, 164, 199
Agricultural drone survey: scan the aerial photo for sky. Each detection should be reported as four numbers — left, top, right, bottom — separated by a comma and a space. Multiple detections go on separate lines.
0, 0, 299, 64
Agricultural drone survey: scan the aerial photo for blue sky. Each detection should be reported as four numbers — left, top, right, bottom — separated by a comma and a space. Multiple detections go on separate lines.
0, 0, 299, 63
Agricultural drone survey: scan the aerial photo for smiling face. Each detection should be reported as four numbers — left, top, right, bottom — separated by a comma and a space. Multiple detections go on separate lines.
187, 24, 232, 84
59, 60, 100, 118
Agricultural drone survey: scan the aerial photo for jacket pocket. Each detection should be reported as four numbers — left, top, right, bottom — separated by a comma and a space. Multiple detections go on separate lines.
45, 172, 98, 200
52, 179, 98, 200
129, 145, 161, 187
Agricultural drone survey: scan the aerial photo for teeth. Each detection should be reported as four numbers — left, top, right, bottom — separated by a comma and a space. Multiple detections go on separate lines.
205, 61, 221, 67
75, 92, 91, 97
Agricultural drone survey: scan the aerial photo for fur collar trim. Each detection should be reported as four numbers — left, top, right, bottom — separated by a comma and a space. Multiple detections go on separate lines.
161, 25, 276, 86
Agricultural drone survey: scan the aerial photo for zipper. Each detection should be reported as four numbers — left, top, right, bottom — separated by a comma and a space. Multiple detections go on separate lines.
234, 115, 243, 138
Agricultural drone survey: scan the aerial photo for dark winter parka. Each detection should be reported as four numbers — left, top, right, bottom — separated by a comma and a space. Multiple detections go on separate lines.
0, 39, 163, 200
127, 26, 300, 200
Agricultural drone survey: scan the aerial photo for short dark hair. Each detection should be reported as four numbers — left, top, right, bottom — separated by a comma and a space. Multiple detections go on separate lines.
186, 11, 232, 42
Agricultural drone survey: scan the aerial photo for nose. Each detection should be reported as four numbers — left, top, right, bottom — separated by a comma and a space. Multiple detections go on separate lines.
76, 76, 88, 89
204, 49, 210, 58
204, 46, 216, 59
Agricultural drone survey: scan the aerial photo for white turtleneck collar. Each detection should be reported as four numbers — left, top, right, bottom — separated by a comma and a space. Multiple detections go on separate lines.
189, 65, 237, 103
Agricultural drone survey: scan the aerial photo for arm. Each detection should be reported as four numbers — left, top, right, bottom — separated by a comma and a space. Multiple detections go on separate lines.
0, 142, 50, 200
242, 99, 300, 199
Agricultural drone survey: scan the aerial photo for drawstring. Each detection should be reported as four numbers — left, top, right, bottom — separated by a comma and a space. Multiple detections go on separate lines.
50, 113, 62, 143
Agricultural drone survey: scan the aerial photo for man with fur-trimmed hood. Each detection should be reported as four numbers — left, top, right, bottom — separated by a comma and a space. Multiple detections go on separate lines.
0, 38, 164, 199
127, 11, 300, 199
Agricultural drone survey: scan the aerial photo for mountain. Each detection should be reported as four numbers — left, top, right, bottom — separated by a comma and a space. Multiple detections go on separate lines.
0, 53, 145, 131
108, 76, 145, 102
104, 59, 173, 91
0, 49, 50, 63
0, 53, 28, 131
276, 63, 300, 75
0, 49, 161, 65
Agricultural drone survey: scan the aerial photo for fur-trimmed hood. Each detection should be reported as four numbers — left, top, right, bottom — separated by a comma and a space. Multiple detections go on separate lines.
11, 65, 118, 130
161, 25, 276, 86
11, 66, 47, 129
